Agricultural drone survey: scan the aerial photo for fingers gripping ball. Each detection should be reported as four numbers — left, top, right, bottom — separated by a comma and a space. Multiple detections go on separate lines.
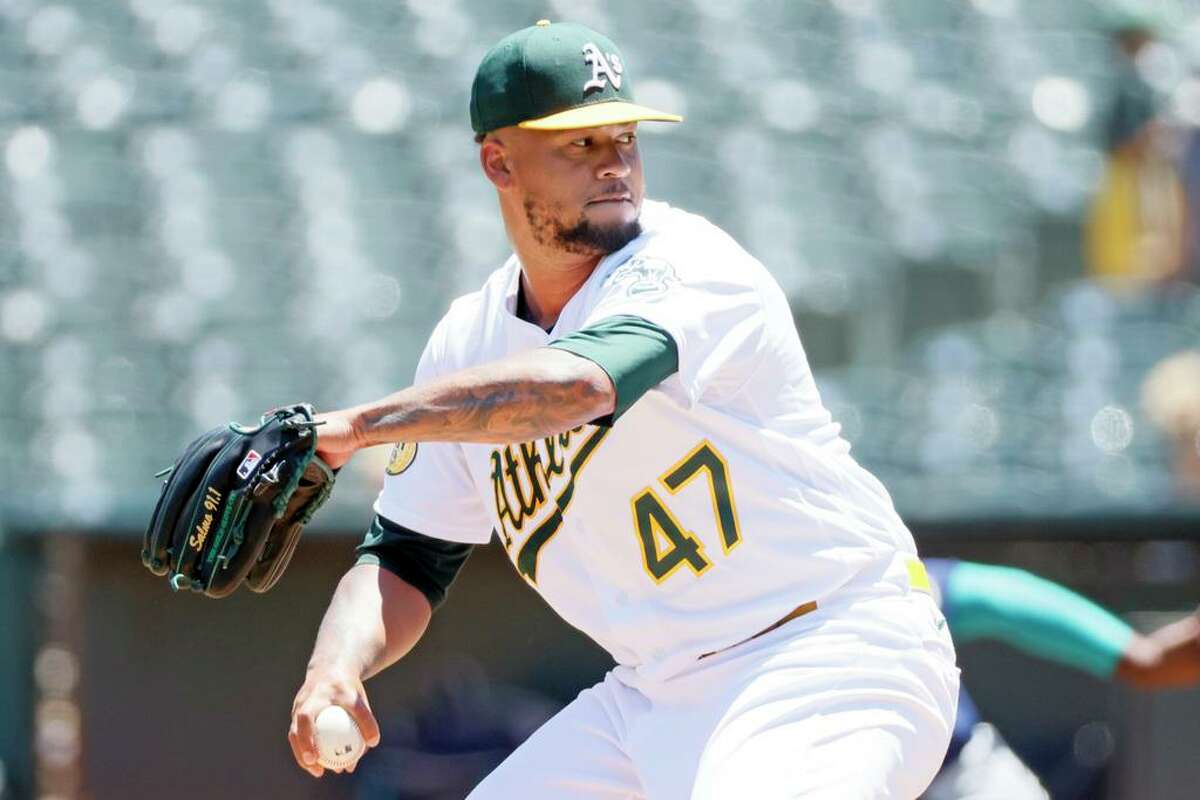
314, 705, 366, 771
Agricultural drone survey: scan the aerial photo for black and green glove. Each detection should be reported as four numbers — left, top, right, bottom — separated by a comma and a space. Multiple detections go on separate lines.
141, 403, 336, 598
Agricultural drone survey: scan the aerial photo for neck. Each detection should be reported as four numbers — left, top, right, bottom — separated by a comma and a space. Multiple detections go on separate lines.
502, 203, 604, 330
516, 253, 600, 331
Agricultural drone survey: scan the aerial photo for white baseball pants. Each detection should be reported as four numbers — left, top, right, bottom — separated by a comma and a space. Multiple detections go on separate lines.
467, 587, 960, 799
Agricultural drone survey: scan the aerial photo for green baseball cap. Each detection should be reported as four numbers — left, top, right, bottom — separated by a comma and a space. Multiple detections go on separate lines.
470, 20, 683, 135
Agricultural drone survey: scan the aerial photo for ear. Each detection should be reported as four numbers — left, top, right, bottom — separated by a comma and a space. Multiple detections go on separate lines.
479, 137, 514, 190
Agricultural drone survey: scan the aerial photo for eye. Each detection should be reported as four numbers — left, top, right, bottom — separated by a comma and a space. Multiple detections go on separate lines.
570, 137, 590, 148
618, 132, 637, 144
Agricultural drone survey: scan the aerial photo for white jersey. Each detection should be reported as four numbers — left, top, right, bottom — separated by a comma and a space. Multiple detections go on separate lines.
376, 200, 919, 681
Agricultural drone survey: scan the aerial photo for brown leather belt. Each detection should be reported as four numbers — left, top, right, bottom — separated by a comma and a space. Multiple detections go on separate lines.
696, 560, 932, 660
699, 600, 818, 660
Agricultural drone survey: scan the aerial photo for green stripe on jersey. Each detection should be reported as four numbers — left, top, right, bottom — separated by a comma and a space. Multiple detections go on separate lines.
516, 426, 610, 582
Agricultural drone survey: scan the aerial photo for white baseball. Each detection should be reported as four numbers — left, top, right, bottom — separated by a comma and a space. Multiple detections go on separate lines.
313, 705, 366, 771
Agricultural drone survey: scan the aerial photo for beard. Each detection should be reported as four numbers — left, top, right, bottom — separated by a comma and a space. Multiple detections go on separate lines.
523, 195, 642, 256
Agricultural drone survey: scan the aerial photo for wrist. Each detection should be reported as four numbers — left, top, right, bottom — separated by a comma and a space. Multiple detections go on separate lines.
345, 400, 403, 451
344, 406, 372, 452
306, 654, 366, 683
1115, 635, 1162, 686
314, 407, 371, 463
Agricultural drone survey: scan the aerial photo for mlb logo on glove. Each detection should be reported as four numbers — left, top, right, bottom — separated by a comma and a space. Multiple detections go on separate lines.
236, 450, 262, 480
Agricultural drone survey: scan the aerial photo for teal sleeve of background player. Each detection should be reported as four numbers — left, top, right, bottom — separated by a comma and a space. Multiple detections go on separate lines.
944, 561, 1135, 679
547, 315, 679, 426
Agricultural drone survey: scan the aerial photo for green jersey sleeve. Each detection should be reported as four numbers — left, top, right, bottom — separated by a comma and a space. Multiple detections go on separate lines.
547, 314, 679, 425
355, 514, 475, 610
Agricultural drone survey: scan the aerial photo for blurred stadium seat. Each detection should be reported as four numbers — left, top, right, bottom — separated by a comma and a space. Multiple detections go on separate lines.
817, 280, 1200, 519
1, 0, 1198, 530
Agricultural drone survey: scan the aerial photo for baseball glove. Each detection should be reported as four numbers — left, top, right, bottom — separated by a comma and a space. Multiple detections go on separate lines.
141, 403, 336, 598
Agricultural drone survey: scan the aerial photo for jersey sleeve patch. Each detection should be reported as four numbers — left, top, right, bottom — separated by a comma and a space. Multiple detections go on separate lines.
606, 255, 679, 301
385, 442, 418, 475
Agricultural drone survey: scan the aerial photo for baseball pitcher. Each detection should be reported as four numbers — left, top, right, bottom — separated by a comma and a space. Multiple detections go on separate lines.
288, 20, 960, 798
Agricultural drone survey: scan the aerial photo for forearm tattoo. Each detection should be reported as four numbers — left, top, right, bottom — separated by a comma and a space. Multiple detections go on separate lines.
356, 351, 614, 445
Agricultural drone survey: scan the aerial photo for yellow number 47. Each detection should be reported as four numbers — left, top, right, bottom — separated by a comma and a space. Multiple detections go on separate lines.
630, 440, 742, 584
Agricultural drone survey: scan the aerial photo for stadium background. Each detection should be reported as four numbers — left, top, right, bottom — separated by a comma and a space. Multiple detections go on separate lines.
1, 0, 1199, 797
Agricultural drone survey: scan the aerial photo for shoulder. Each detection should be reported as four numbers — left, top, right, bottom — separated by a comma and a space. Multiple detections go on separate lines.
439, 289, 486, 331
424, 259, 516, 371
445, 259, 514, 322
632, 200, 773, 287
596, 201, 781, 319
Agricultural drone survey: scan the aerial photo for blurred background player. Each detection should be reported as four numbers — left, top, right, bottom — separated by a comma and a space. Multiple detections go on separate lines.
923, 558, 1200, 800
1086, 11, 1188, 286
1142, 349, 1200, 498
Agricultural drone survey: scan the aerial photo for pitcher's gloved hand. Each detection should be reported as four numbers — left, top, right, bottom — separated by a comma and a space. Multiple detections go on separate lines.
142, 403, 336, 598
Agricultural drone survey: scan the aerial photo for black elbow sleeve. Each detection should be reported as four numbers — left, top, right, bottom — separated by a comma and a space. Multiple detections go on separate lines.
354, 515, 474, 609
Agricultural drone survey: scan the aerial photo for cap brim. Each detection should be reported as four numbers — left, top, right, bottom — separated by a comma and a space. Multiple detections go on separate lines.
518, 100, 683, 131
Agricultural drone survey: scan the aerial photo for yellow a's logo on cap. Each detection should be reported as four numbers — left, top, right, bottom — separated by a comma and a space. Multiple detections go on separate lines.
385, 442, 418, 475
582, 42, 624, 94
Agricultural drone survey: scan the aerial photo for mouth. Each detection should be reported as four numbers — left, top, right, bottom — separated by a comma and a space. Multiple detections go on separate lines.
586, 192, 633, 207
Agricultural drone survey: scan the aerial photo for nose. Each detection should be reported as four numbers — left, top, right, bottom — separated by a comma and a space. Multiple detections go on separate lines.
595, 141, 632, 181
